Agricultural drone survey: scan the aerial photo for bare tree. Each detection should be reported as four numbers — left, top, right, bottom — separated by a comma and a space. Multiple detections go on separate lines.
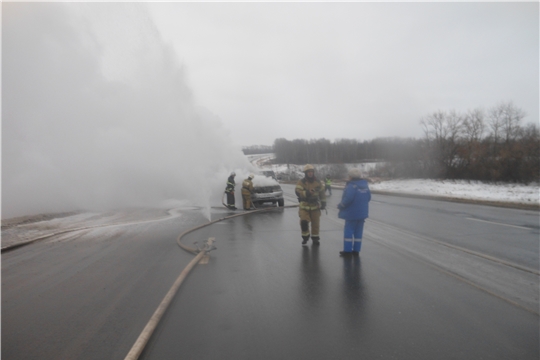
501, 101, 526, 143
456, 108, 486, 178
463, 108, 485, 142
420, 109, 465, 178
487, 103, 505, 144
487, 101, 526, 143
519, 123, 540, 183
420, 110, 447, 143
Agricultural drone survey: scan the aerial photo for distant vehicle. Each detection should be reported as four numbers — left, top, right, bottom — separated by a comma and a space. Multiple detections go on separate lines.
252, 175, 284, 207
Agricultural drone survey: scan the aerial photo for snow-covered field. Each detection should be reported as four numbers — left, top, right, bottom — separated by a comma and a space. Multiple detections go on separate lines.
248, 154, 539, 206
368, 179, 538, 205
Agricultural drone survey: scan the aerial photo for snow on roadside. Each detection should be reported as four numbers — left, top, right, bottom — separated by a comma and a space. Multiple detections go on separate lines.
1, 208, 180, 250
248, 154, 538, 206
367, 179, 539, 205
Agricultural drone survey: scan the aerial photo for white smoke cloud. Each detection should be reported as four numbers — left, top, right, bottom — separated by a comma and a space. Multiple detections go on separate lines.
251, 175, 280, 187
2, 3, 255, 219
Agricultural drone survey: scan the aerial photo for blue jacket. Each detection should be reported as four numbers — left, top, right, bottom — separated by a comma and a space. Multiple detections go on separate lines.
338, 179, 371, 220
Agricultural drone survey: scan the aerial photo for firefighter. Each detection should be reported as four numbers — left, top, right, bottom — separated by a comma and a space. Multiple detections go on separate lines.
225, 172, 237, 210
325, 174, 332, 195
295, 164, 326, 245
241, 174, 255, 210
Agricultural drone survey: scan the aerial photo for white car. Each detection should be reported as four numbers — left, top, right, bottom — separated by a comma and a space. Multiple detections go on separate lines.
251, 175, 284, 207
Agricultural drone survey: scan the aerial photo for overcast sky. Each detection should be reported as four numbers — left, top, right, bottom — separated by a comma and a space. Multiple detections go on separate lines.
148, 1, 539, 146
2, 1, 538, 218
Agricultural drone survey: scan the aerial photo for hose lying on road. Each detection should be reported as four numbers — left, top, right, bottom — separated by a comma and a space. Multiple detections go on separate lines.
125, 204, 298, 360
124, 237, 214, 360
176, 205, 298, 253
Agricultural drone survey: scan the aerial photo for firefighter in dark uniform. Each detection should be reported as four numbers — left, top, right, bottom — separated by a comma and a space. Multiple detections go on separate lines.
295, 164, 326, 245
225, 172, 237, 210
241, 174, 255, 210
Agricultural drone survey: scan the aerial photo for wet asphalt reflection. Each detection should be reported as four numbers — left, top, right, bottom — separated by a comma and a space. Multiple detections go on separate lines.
2, 188, 537, 360
141, 193, 539, 360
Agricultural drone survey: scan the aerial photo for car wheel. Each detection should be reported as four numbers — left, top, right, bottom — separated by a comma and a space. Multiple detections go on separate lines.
278, 199, 284, 207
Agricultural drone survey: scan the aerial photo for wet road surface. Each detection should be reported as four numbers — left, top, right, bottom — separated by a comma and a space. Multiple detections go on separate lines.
2, 188, 539, 359
141, 198, 539, 359
2, 210, 209, 359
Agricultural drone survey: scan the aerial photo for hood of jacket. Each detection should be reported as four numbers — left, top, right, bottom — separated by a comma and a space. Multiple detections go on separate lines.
347, 178, 369, 189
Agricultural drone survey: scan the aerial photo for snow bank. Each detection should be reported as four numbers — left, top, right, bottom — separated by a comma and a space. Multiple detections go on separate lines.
251, 154, 539, 206
369, 179, 539, 205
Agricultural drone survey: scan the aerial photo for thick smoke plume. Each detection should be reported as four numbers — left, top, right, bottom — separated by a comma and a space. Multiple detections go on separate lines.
2, 3, 254, 219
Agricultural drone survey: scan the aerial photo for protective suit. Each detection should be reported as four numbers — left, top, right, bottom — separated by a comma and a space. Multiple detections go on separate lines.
225, 173, 236, 210
295, 165, 326, 245
241, 175, 255, 210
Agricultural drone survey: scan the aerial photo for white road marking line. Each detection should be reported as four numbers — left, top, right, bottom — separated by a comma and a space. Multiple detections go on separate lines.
466, 217, 531, 230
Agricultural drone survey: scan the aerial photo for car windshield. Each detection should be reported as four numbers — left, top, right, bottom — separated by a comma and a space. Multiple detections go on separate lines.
262, 171, 276, 179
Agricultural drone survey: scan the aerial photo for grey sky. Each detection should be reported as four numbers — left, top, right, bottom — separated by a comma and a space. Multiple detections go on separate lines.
2, 2, 538, 219
148, 2, 539, 146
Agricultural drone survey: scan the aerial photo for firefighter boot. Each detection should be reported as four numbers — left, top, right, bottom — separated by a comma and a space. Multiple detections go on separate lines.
300, 220, 310, 246
311, 236, 320, 246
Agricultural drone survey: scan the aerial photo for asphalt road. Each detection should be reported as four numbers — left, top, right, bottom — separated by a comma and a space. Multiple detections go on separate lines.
2, 186, 538, 359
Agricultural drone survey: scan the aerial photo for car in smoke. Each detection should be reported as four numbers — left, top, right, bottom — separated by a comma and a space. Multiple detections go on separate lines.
251, 175, 284, 207
262, 170, 277, 180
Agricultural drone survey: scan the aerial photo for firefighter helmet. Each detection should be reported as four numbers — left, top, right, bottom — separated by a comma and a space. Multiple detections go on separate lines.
303, 164, 315, 172
248, 174, 254, 179
230, 171, 236, 176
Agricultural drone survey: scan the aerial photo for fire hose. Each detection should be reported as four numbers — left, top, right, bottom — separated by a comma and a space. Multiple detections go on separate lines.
124, 204, 298, 360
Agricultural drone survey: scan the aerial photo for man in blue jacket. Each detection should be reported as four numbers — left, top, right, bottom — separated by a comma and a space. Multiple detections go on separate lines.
337, 168, 371, 256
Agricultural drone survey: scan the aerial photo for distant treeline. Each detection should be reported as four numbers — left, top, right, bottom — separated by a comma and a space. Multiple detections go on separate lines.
273, 137, 420, 164
242, 145, 273, 155
272, 101, 539, 183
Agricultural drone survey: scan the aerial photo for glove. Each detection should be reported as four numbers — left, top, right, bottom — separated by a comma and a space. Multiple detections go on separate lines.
320, 202, 326, 210
303, 190, 311, 201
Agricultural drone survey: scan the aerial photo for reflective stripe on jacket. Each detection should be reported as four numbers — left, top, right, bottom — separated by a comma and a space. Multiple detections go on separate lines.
225, 176, 235, 193
295, 177, 326, 211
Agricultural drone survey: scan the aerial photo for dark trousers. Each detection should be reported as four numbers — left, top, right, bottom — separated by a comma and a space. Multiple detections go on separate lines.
226, 192, 235, 206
